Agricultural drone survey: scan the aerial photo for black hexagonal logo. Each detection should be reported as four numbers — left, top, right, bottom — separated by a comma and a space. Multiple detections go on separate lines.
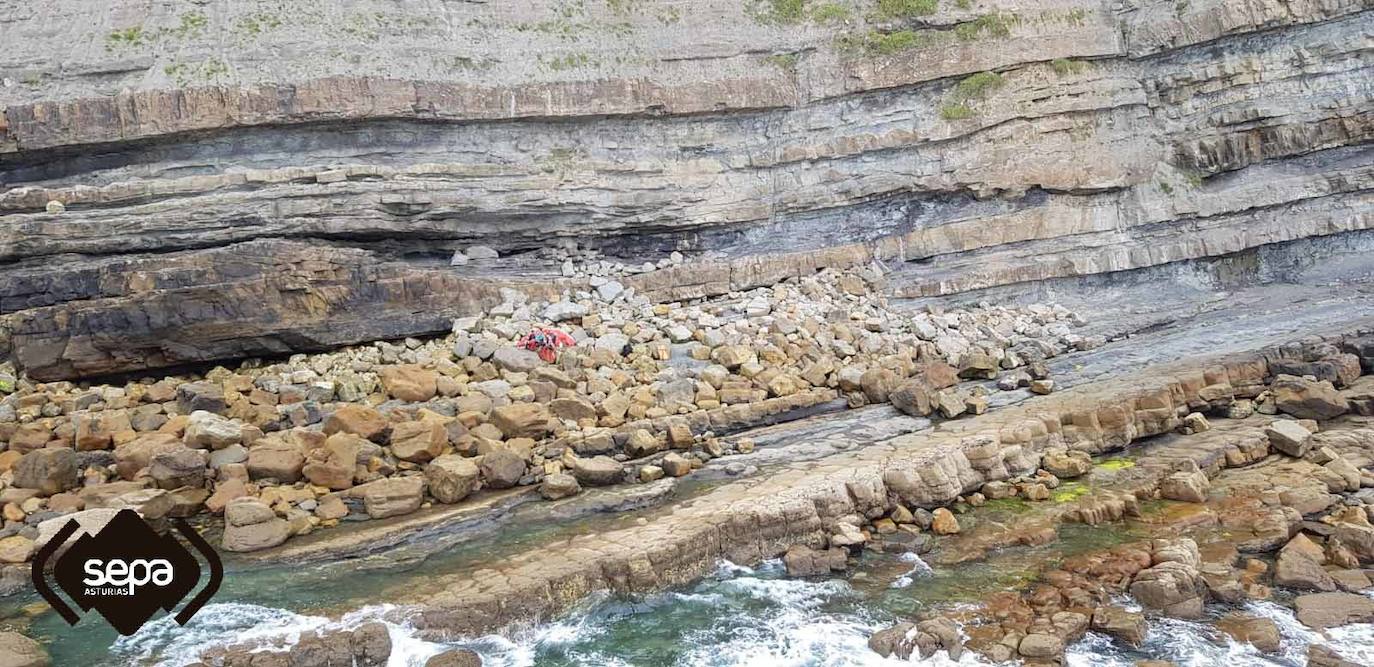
32, 509, 223, 635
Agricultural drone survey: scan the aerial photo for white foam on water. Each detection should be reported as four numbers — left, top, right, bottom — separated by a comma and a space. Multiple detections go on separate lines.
110, 602, 454, 667
891, 552, 933, 589
1066, 600, 1374, 667
106, 560, 1374, 667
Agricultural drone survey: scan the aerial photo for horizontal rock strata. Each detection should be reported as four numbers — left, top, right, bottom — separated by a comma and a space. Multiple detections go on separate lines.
1, 0, 1370, 379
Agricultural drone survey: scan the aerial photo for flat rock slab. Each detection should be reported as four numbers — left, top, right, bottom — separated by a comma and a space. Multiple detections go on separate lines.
1294, 592, 1374, 629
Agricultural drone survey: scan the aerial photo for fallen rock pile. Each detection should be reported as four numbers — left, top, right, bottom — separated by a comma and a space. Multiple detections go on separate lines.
0, 266, 1090, 557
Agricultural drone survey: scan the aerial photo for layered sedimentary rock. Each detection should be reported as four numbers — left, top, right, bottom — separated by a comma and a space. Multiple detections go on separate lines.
1, 0, 1370, 379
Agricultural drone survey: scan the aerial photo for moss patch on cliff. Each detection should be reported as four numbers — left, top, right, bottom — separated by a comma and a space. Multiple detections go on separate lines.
954, 12, 1015, 40
875, 0, 938, 19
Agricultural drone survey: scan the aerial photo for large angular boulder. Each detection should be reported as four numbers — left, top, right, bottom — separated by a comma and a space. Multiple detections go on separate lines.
425, 455, 480, 504
356, 477, 424, 519
1294, 592, 1374, 629
13, 448, 78, 495
492, 347, 541, 373
489, 403, 550, 439
424, 649, 482, 667
222, 499, 290, 552
177, 381, 227, 414
302, 433, 363, 490
1090, 606, 1146, 646
569, 456, 624, 486
1129, 561, 1207, 618
148, 447, 209, 490
183, 410, 243, 449
1271, 375, 1348, 420
1041, 449, 1092, 479
379, 365, 438, 402
246, 440, 305, 483
1215, 614, 1280, 653
478, 449, 526, 489
1266, 419, 1313, 457
389, 420, 445, 463
539, 473, 580, 500
783, 544, 847, 576
322, 404, 389, 442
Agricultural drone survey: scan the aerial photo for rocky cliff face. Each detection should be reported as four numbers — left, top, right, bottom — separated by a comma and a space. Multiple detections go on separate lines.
1, 0, 1370, 380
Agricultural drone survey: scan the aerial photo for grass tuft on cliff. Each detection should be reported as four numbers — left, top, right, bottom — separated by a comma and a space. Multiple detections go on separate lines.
874, 0, 938, 19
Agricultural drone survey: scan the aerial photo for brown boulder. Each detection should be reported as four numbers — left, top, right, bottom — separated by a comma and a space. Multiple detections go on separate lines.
1271, 374, 1348, 420
148, 447, 209, 490
425, 455, 480, 504
245, 440, 305, 483
379, 365, 438, 402
13, 448, 78, 495
1215, 613, 1280, 653
389, 421, 445, 463
355, 477, 424, 519
114, 432, 184, 480
478, 449, 525, 489
323, 404, 389, 442
489, 403, 551, 439
1294, 591, 1374, 629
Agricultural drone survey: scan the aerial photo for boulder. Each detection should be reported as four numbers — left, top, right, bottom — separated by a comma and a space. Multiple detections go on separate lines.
859, 368, 898, 404
1294, 592, 1374, 629
302, 433, 363, 490
1018, 633, 1063, 659
176, 382, 227, 414
1215, 613, 1280, 653
1275, 535, 1336, 591
183, 411, 243, 449
356, 477, 425, 519
783, 544, 847, 576
389, 421, 445, 463
425, 649, 482, 667
1129, 561, 1207, 618
570, 456, 625, 486
931, 508, 960, 535
661, 453, 693, 477
1090, 606, 1146, 646
378, 365, 438, 402
1271, 375, 1348, 420
1160, 469, 1210, 503
323, 404, 389, 442
13, 448, 78, 495
489, 403, 550, 439
222, 499, 290, 552
540, 473, 581, 500
549, 397, 597, 422
114, 433, 185, 480
0, 631, 50, 667
149, 447, 209, 490
478, 449, 525, 489
72, 410, 130, 451
246, 440, 305, 483
492, 347, 541, 373
1041, 449, 1092, 479
624, 429, 662, 458
425, 455, 480, 504
0, 536, 36, 564
351, 621, 392, 667
1266, 420, 1313, 457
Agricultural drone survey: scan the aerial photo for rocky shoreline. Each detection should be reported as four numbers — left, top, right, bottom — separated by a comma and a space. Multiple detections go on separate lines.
0, 266, 1083, 581
0, 257, 1371, 665
146, 314, 1374, 667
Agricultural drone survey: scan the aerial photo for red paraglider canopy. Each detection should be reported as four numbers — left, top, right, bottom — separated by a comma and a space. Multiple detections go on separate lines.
518, 327, 576, 363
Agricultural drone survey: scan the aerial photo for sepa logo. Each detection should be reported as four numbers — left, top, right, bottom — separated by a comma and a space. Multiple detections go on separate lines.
32, 509, 222, 635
